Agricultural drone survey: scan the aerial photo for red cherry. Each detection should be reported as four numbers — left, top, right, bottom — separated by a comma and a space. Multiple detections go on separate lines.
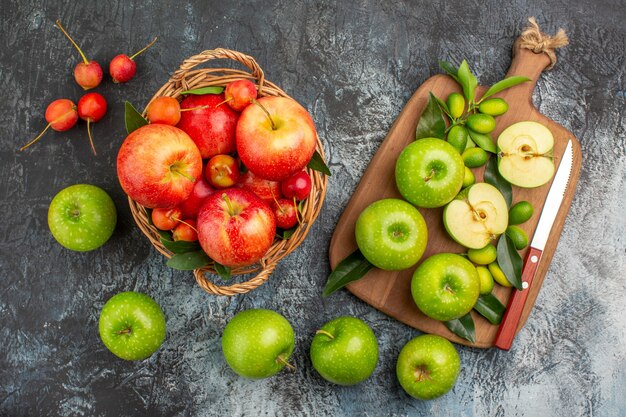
152, 208, 182, 231
225, 80, 257, 111
109, 37, 157, 83
20, 99, 78, 151
272, 199, 298, 229
205, 155, 240, 189
173, 219, 198, 242
281, 171, 312, 201
78, 92, 107, 155
147, 96, 181, 125
56, 20, 103, 90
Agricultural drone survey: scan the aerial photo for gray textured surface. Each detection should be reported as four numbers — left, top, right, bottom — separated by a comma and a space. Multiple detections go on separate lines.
1, 1, 625, 416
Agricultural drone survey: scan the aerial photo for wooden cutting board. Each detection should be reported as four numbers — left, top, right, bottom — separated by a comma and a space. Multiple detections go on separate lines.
329, 39, 582, 348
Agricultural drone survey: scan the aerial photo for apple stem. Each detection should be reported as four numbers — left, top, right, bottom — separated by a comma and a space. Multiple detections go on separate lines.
20, 107, 77, 151
170, 165, 195, 183
423, 168, 436, 182
180, 105, 209, 112
315, 329, 335, 339
221, 193, 236, 216
86, 119, 97, 156
55, 20, 89, 65
276, 355, 295, 371
116, 328, 132, 335
129, 37, 157, 60
251, 99, 276, 130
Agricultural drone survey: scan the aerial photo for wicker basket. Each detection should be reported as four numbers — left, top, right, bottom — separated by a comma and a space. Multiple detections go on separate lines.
128, 48, 328, 296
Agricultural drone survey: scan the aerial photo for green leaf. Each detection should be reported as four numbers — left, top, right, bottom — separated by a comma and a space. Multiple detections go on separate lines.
415, 93, 446, 140
444, 313, 476, 343
125, 101, 148, 134
214, 262, 232, 280
180, 86, 225, 95
480, 76, 531, 101
279, 227, 297, 240
166, 250, 211, 270
322, 249, 374, 297
484, 156, 512, 207
439, 60, 460, 82
467, 129, 497, 154
307, 150, 331, 176
432, 94, 452, 118
457, 60, 478, 105
497, 235, 523, 290
474, 293, 506, 325
160, 237, 201, 254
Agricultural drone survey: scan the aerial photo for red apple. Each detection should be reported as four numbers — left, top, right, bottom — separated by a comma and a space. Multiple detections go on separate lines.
205, 154, 240, 189
236, 96, 317, 181
272, 199, 298, 229
177, 176, 215, 219
117, 124, 202, 209
176, 93, 239, 159
236, 170, 282, 203
197, 188, 276, 268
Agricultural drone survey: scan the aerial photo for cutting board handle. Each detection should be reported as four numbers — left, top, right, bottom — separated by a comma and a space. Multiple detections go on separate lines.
503, 39, 552, 99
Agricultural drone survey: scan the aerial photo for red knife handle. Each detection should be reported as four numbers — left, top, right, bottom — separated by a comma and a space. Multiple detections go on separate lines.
495, 246, 543, 350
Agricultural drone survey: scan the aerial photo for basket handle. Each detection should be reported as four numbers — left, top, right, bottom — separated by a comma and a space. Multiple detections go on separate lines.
171, 48, 266, 93
194, 263, 276, 296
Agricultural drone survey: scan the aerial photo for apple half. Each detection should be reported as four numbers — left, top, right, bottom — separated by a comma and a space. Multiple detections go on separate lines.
443, 183, 508, 249
497, 121, 555, 188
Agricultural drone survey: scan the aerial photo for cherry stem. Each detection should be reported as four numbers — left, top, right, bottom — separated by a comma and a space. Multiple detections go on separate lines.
276, 355, 295, 371
129, 37, 158, 60
251, 99, 276, 130
116, 328, 132, 335
269, 186, 284, 214
215, 97, 233, 108
21, 108, 77, 151
180, 105, 209, 112
315, 329, 335, 339
423, 168, 436, 182
56, 19, 89, 65
86, 119, 97, 155
172, 217, 197, 232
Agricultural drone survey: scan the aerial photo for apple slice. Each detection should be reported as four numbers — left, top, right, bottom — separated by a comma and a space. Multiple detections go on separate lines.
497, 121, 555, 188
443, 183, 508, 249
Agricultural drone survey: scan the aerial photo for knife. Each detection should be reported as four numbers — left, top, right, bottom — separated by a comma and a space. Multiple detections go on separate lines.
495, 139, 574, 350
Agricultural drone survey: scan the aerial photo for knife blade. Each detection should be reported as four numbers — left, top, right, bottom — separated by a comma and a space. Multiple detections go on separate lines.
495, 139, 574, 350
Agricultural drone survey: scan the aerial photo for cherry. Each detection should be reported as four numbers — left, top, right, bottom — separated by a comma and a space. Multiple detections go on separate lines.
20, 99, 79, 151
77, 92, 107, 155
109, 37, 157, 83
224, 80, 257, 111
205, 154, 240, 189
147, 97, 181, 125
281, 171, 312, 201
173, 219, 198, 242
56, 20, 103, 90
151, 207, 182, 231
272, 198, 298, 229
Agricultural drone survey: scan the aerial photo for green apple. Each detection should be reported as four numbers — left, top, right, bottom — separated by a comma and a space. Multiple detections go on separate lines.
99, 292, 166, 361
395, 138, 464, 208
411, 253, 480, 321
355, 199, 428, 271
396, 334, 460, 400
48, 184, 117, 251
222, 309, 295, 379
443, 183, 508, 249
497, 121, 555, 188
310, 317, 378, 386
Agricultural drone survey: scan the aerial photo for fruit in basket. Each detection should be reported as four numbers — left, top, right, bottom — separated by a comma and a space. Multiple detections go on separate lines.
48, 184, 117, 252
355, 199, 428, 271
224, 79, 258, 111
99, 292, 166, 361
396, 334, 460, 400
310, 316, 378, 386
177, 93, 239, 159
173, 220, 198, 242
55, 20, 103, 90
443, 183, 508, 249
20, 99, 79, 151
236, 169, 283, 203
236, 96, 317, 181
177, 176, 215, 219
497, 121, 555, 188
151, 207, 182, 231
395, 138, 465, 208
197, 188, 276, 268
117, 124, 202, 208
78, 92, 107, 155
147, 96, 182, 126
205, 154, 240, 189
411, 253, 480, 321
272, 199, 298, 230
222, 309, 295, 379
109, 37, 157, 83
281, 171, 312, 201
